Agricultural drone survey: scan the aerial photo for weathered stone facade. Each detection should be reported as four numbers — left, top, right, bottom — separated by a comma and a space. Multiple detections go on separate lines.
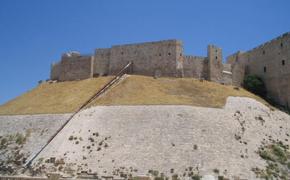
227, 32, 290, 107
51, 40, 228, 83
182, 55, 206, 78
51, 52, 94, 81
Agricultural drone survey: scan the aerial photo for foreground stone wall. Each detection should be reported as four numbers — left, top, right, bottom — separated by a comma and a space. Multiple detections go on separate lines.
228, 32, 290, 107
30, 98, 290, 179
0, 114, 70, 175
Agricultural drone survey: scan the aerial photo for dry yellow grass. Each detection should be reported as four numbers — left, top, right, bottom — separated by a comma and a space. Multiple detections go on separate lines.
0, 75, 267, 115
0, 77, 113, 115
92, 75, 267, 108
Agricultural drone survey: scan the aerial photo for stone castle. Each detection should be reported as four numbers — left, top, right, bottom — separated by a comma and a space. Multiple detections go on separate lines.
50, 32, 290, 108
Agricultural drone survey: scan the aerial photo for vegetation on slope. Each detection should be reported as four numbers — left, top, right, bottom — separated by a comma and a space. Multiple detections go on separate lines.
0, 77, 113, 115
0, 75, 267, 115
253, 141, 290, 179
92, 75, 267, 108
243, 75, 267, 97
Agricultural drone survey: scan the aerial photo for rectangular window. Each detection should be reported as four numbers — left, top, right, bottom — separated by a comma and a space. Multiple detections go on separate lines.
264, 66, 267, 73
282, 60, 285, 66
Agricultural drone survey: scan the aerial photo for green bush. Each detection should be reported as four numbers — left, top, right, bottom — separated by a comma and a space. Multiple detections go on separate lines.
259, 150, 275, 162
15, 133, 26, 145
243, 75, 266, 97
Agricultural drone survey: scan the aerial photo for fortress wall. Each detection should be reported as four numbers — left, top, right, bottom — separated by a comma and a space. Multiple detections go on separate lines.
220, 64, 233, 85
176, 42, 184, 77
228, 33, 290, 107
108, 40, 181, 77
222, 63, 232, 72
94, 48, 111, 76
50, 62, 61, 80
244, 33, 290, 106
226, 52, 248, 86
208, 45, 223, 82
183, 55, 206, 78
59, 55, 93, 81
221, 72, 232, 85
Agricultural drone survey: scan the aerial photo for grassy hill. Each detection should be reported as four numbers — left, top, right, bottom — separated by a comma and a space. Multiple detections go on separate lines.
0, 77, 113, 115
92, 75, 266, 107
0, 75, 267, 115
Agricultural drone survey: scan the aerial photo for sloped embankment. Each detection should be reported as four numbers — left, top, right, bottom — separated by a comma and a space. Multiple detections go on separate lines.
29, 97, 290, 179
90, 75, 267, 108
0, 75, 267, 115
0, 77, 113, 115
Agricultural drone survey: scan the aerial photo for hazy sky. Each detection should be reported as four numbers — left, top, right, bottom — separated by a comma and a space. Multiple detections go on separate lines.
0, 0, 289, 105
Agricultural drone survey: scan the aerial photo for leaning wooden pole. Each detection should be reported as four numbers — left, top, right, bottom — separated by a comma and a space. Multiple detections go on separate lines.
24, 62, 133, 168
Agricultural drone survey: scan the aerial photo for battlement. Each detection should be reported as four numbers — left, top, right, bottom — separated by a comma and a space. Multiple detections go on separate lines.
247, 32, 290, 53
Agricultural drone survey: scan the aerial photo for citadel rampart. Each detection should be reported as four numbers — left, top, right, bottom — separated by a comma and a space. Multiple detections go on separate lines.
51, 40, 229, 83
227, 32, 290, 107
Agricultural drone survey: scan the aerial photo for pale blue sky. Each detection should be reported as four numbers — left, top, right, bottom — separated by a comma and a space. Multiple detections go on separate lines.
0, 0, 289, 104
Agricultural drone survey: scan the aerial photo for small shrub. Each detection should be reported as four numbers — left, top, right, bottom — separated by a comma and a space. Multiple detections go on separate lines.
0, 137, 8, 146
243, 75, 266, 97
68, 135, 74, 141
15, 133, 26, 145
272, 145, 287, 163
233, 86, 239, 90
191, 175, 201, 180
259, 150, 275, 162
152, 170, 159, 177
213, 168, 219, 174
287, 162, 290, 169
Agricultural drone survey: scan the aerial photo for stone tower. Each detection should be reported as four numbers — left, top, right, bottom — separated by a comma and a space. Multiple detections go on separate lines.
207, 45, 222, 82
